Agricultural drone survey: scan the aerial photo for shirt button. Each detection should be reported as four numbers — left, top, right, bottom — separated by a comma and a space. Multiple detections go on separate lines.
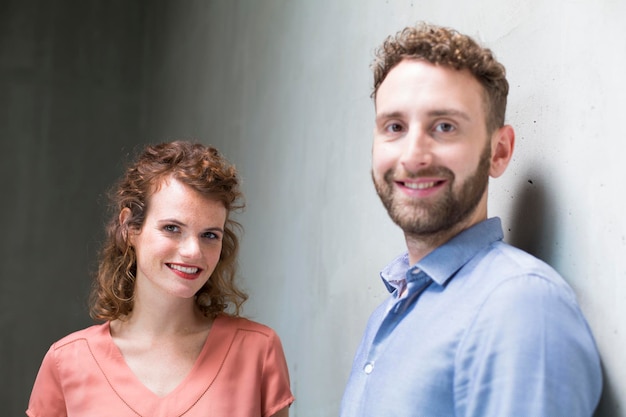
411, 268, 420, 274
364, 363, 374, 374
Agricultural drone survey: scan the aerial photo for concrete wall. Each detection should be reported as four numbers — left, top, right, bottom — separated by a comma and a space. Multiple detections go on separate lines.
5, 1, 625, 416
142, 1, 626, 416
0, 0, 149, 414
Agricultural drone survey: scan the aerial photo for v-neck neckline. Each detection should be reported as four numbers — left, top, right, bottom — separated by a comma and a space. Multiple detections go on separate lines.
92, 315, 232, 416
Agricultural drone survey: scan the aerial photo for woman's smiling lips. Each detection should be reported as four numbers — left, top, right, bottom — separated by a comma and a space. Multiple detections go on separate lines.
167, 263, 203, 280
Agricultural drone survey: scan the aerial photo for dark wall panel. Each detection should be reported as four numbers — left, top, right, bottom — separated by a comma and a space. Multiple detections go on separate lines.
0, 0, 148, 414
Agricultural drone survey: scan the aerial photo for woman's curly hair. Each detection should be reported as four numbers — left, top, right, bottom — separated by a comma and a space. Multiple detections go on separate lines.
372, 22, 509, 134
89, 141, 248, 321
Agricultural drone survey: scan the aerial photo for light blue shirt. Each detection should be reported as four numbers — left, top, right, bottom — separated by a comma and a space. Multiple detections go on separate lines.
340, 218, 602, 417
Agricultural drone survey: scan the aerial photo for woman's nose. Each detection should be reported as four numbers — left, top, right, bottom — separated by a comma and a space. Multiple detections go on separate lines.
179, 236, 201, 259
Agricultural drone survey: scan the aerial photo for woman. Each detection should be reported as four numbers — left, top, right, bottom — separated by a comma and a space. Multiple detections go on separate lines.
27, 141, 294, 417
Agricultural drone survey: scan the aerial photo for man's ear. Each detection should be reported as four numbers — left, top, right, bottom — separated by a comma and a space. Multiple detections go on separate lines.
119, 207, 133, 244
489, 124, 515, 178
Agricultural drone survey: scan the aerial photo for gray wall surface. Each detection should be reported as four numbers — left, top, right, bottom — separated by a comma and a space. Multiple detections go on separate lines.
141, 1, 626, 416
4, 1, 625, 416
0, 0, 150, 414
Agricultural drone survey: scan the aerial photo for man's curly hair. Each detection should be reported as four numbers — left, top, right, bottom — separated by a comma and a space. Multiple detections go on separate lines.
372, 23, 509, 133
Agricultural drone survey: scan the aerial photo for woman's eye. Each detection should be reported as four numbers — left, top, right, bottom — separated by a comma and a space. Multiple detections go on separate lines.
202, 231, 220, 240
434, 122, 455, 133
163, 225, 179, 233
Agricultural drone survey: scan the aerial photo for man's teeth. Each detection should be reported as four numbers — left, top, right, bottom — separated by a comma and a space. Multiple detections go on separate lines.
404, 181, 436, 190
169, 264, 199, 274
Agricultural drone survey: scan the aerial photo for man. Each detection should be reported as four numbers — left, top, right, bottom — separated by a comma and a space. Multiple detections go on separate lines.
340, 23, 602, 417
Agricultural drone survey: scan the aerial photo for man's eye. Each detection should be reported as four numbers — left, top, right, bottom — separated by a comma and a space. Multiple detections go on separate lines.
434, 122, 455, 133
386, 123, 403, 133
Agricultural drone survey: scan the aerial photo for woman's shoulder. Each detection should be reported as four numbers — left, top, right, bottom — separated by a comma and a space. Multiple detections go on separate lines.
212, 315, 290, 369
216, 314, 279, 338
51, 322, 109, 349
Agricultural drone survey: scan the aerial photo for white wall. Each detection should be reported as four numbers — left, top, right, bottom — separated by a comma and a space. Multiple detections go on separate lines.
142, 1, 626, 415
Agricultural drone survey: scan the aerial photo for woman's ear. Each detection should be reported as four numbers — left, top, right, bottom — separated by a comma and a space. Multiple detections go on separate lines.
489, 124, 515, 178
119, 207, 133, 244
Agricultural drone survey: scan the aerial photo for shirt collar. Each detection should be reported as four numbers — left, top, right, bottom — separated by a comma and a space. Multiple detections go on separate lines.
381, 217, 504, 293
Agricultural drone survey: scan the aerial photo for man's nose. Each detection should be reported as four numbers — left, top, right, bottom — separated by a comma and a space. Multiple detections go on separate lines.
399, 129, 434, 173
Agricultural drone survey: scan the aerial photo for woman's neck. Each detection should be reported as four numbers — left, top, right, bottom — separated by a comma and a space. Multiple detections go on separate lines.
112, 291, 212, 340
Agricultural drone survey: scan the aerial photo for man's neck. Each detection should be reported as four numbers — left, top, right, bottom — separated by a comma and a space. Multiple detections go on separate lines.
405, 215, 487, 265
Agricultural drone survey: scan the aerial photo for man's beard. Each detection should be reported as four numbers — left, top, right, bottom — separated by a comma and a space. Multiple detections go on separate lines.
372, 141, 491, 237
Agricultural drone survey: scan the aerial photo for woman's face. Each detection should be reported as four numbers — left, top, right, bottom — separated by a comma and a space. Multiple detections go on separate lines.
126, 177, 227, 302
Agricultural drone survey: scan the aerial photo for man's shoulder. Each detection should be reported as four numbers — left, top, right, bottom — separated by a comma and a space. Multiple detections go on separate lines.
485, 240, 562, 279
469, 240, 577, 303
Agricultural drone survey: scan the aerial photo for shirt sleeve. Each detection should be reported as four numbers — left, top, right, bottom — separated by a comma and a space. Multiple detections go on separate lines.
26, 344, 68, 417
260, 330, 294, 417
454, 274, 602, 417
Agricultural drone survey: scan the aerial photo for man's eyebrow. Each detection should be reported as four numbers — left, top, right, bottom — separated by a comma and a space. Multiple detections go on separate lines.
375, 109, 472, 122
375, 111, 405, 122
427, 109, 471, 121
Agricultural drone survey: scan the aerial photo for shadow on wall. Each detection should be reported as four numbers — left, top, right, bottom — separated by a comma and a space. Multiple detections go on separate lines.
506, 172, 614, 417
595, 378, 619, 417
506, 172, 556, 264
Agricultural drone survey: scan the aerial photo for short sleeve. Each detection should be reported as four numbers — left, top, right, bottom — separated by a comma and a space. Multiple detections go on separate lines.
260, 330, 294, 417
454, 275, 602, 417
26, 345, 68, 417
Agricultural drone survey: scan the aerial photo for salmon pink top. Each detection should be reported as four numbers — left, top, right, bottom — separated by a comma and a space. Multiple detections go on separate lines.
27, 315, 294, 417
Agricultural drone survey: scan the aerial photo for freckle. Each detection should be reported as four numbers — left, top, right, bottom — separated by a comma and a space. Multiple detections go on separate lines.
528, 180, 533, 184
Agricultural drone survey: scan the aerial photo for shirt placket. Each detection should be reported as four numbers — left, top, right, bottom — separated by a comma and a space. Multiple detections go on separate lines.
361, 268, 432, 376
